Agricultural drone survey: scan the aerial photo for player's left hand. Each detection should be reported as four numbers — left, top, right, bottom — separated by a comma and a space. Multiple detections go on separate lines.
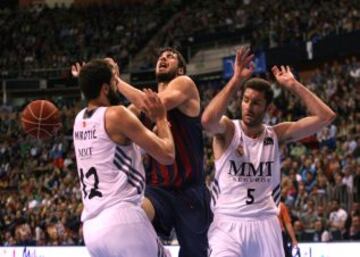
142, 89, 167, 122
272, 65, 296, 87
71, 62, 85, 78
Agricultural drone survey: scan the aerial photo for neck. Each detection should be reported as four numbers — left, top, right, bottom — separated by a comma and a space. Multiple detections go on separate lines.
88, 98, 108, 110
240, 120, 264, 139
158, 82, 169, 92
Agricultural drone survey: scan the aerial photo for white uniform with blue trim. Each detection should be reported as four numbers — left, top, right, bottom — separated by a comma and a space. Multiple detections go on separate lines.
208, 120, 284, 257
73, 107, 169, 257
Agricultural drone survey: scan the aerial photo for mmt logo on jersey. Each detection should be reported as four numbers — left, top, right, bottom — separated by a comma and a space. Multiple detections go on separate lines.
228, 160, 274, 183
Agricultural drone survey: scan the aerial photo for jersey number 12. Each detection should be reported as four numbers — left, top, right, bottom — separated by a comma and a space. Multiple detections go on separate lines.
80, 167, 103, 199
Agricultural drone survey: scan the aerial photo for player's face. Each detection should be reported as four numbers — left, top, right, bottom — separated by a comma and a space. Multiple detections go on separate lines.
155, 51, 181, 83
241, 88, 267, 127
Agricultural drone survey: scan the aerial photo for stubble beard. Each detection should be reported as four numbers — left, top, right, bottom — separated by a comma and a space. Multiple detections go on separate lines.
156, 70, 177, 83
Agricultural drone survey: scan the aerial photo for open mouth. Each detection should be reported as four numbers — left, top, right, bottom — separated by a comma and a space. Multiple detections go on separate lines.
159, 62, 168, 69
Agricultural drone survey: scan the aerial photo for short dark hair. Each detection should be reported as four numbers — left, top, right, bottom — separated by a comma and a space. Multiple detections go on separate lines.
158, 47, 187, 74
243, 78, 273, 106
79, 59, 112, 101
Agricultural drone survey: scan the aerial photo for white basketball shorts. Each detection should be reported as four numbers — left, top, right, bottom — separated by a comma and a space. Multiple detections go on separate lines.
83, 203, 169, 257
208, 214, 284, 257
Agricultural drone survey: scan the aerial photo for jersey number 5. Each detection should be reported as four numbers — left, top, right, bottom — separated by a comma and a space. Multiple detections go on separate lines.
246, 188, 255, 204
80, 167, 103, 199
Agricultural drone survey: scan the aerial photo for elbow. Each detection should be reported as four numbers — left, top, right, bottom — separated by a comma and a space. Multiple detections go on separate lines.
201, 113, 213, 131
159, 150, 175, 165
325, 110, 336, 125
157, 144, 175, 165
329, 110, 336, 122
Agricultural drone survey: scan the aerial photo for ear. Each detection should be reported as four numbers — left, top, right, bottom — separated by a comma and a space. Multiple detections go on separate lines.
266, 102, 274, 113
177, 67, 184, 75
102, 83, 110, 94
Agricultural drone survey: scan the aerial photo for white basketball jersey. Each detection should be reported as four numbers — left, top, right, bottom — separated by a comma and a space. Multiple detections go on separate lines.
73, 107, 145, 222
210, 120, 281, 218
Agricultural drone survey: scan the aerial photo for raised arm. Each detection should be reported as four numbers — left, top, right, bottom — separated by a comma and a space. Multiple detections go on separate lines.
106, 90, 175, 165
157, 75, 199, 112
116, 77, 147, 111
116, 75, 199, 113
272, 66, 336, 144
201, 47, 254, 135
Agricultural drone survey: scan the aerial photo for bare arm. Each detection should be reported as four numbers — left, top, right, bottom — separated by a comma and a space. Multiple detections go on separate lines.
127, 104, 141, 117
285, 222, 298, 246
117, 75, 198, 114
201, 47, 254, 135
280, 202, 298, 246
272, 66, 336, 144
157, 75, 199, 112
116, 77, 147, 111
106, 91, 174, 165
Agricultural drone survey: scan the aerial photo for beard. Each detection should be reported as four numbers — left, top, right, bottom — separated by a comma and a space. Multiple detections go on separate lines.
107, 88, 121, 105
156, 69, 177, 83
242, 112, 265, 128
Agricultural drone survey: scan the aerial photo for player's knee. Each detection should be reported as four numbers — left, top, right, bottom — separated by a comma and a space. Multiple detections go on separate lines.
142, 197, 156, 221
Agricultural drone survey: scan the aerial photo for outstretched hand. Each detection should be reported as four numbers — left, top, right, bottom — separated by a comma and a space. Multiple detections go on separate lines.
272, 65, 296, 87
71, 62, 85, 78
232, 47, 254, 84
142, 89, 167, 122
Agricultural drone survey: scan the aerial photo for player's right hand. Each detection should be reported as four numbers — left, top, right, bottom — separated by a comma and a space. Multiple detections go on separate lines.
232, 47, 254, 84
142, 89, 167, 122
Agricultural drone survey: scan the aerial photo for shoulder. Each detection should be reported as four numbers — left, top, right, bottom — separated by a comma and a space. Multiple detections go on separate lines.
264, 124, 279, 140
106, 105, 128, 119
105, 105, 136, 127
173, 75, 195, 84
74, 108, 85, 120
169, 75, 196, 89
272, 122, 292, 144
340, 209, 348, 216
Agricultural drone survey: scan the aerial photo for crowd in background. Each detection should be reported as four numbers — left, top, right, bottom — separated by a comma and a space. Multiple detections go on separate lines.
0, 56, 360, 245
133, 0, 360, 69
1, 0, 360, 77
160, 0, 360, 51
0, 1, 177, 77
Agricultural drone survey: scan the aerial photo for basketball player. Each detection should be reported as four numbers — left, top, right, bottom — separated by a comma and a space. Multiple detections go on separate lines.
115, 48, 212, 257
73, 59, 173, 257
201, 47, 336, 257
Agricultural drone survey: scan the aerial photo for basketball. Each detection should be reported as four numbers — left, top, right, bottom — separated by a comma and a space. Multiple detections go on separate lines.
21, 100, 61, 139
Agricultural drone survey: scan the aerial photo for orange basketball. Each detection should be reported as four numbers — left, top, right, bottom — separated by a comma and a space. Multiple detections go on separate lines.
21, 100, 61, 139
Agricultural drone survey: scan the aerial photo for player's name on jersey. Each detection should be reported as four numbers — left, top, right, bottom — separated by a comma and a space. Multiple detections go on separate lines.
74, 129, 97, 140
228, 160, 274, 177
78, 147, 93, 159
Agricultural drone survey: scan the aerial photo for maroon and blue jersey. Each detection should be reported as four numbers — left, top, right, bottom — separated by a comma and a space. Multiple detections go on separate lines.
146, 109, 204, 189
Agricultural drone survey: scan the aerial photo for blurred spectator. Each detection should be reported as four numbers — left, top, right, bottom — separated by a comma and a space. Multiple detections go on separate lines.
354, 165, 360, 202
293, 220, 304, 242
299, 199, 318, 234
328, 199, 348, 241
349, 213, 360, 240
332, 172, 351, 211
14, 219, 36, 246
312, 219, 331, 242
293, 182, 308, 217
